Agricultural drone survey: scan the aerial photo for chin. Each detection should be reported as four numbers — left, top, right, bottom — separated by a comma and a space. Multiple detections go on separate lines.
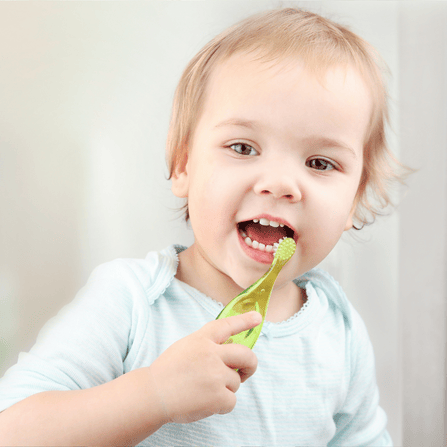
230, 270, 262, 291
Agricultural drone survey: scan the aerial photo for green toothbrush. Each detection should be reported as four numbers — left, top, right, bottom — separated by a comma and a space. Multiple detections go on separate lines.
215, 238, 296, 349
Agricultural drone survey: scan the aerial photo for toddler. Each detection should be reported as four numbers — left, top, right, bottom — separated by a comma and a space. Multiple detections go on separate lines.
0, 7, 408, 446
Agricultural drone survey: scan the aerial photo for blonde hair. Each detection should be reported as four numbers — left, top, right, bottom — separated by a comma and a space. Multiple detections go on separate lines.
165, 7, 411, 229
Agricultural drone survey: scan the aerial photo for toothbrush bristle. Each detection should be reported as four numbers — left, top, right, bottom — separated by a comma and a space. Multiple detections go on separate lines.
273, 238, 296, 262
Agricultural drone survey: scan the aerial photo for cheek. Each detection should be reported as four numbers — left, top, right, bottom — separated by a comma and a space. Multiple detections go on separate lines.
311, 178, 357, 211
188, 163, 238, 228
304, 210, 347, 244
303, 183, 356, 241
203, 163, 240, 201
298, 212, 347, 272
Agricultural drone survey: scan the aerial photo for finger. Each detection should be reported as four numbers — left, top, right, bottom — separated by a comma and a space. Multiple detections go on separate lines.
216, 389, 237, 415
203, 311, 262, 344
224, 368, 242, 394
219, 343, 258, 383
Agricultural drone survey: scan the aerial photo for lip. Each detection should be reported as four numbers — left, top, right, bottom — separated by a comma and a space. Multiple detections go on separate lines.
238, 213, 298, 243
237, 228, 274, 264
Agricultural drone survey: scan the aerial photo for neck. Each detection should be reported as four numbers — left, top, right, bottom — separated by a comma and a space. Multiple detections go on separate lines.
175, 244, 306, 323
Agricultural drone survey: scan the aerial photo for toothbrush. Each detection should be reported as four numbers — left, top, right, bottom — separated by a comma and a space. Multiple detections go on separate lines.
215, 237, 296, 349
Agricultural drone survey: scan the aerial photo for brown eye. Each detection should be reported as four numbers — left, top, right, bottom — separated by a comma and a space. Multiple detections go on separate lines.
307, 158, 335, 171
229, 143, 258, 156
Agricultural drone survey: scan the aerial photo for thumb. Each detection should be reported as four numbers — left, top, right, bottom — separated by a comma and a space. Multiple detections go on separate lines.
203, 311, 262, 344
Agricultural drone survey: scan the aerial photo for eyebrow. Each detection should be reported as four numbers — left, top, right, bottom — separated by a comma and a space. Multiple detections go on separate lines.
214, 118, 259, 130
301, 136, 358, 159
214, 118, 358, 159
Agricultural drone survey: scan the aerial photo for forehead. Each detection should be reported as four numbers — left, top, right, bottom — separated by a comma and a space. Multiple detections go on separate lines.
207, 51, 369, 102
199, 52, 372, 142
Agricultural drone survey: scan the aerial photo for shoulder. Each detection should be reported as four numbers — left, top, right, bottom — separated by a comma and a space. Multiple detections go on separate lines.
296, 268, 369, 340
86, 244, 184, 307
296, 268, 352, 327
297, 268, 376, 383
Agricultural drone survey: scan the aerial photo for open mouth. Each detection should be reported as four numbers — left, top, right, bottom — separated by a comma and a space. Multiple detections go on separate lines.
237, 219, 296, 253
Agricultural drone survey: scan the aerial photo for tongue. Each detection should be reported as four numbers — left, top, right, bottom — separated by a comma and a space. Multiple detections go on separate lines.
244, 222, 287, 246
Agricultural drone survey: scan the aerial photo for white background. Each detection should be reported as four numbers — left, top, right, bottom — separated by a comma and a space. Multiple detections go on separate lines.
0, 2, 445, 446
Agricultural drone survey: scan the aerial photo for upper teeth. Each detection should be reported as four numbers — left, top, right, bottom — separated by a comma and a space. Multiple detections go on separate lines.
239, 217, 291, 253
253, 218, 285, 228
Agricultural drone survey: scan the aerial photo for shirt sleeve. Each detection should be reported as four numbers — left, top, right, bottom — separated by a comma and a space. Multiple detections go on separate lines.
328, 306, 393, 447
0, 259, 140, 413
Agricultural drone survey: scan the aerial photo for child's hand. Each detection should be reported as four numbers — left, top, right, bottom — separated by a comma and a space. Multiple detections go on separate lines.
148, 311, 262, 424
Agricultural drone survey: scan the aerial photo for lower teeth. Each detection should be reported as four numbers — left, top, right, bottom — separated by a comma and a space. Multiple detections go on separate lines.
240, 230, 282, 253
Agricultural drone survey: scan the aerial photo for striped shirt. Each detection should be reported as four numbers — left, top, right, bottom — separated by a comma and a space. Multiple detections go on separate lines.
0, 244, 392, 446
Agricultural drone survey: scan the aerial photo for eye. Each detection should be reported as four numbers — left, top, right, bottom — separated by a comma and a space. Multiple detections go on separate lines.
307, 158, 336, 171
228, 143, 258, 156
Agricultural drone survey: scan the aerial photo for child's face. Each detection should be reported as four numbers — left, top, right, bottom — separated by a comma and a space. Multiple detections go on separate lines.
172, 53, 370, 290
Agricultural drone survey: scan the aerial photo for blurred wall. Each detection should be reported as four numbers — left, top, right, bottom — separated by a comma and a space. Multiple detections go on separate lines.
397, 3, 447, 446
0, 2, 445, 446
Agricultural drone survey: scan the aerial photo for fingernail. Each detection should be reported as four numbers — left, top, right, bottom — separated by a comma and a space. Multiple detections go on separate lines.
251, 311, 262, 324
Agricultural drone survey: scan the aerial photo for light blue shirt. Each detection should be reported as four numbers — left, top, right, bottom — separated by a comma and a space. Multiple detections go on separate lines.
0, 244, 392, 446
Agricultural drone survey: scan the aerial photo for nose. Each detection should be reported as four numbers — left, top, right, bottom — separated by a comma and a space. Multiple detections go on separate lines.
253, 159, 302, 203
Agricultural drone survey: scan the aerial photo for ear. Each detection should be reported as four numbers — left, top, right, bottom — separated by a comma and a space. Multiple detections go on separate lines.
171, 158, 189, 199
344, 211, 354, 231
344, 199, 358, 231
